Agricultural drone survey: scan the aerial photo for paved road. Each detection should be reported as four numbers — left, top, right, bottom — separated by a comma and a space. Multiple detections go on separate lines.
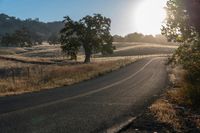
0, 57, 168, 133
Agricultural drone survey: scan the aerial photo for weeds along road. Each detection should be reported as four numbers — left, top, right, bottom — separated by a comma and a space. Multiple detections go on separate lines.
0, 57, 168, 133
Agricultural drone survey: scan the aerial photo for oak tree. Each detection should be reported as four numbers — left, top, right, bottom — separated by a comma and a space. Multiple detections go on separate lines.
60, 14, 114, 63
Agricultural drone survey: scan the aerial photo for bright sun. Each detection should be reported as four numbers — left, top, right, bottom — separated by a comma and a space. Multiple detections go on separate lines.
134, 0, 167, 35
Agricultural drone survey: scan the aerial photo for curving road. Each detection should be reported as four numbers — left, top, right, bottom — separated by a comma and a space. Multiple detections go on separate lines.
0, 57, 168, 133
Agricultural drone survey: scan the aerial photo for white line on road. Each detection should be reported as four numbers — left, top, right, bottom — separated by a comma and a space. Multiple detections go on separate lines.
1, 57, 161, 116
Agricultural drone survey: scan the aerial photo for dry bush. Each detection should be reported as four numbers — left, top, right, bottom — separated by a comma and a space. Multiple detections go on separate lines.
150, 99, 183, 130
167, 65, 200, 107
150, 65, 200, 131
166, 66, 192, 105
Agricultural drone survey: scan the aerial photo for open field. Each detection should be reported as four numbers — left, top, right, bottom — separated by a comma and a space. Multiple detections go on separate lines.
113, 47, 175, 56
0, 42, 177, 61
113, 42, 178, 56
113, 42, 178, 48
0, 57, 139, 96
0, 47, 26, 55
0, 42, 177, 96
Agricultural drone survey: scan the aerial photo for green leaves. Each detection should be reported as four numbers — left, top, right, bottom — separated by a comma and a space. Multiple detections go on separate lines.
60, 16, 82, 60
163, 0, 200, 84
161, 0, 197, 43
60, 14, 114, 63
1, 28, 32, 47
163, 0, 200, 107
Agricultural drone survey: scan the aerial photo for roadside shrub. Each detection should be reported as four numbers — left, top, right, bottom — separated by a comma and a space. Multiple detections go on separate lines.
168, 41, 200, 107
185, 84, 200, 108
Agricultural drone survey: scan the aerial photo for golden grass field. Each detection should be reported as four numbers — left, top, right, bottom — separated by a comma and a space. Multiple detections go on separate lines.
113, 42, 177, 56
0, 42, 177, 96
0, 58, 137, 96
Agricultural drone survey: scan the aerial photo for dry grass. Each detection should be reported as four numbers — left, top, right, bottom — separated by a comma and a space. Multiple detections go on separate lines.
0, 43, 172, 97
150, 65, 200, 131
0, 58, 136, 97
150, 99, 182, 130
196, 118, 200, 128
112, 42, 177, 57
0, 50, 15, 55
114, 44, 178, 52
149, 66, 185, 130
0, 59, 29, 69
0, 47, 27, 54
0, 53, 170, 66
166, 66, 192, 105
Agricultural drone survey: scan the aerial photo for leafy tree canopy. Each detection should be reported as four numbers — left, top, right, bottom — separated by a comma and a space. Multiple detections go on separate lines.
161, 0, 199, 43
60, 14, 114, 63
1, 28, 32, 47
0, 13, 63, 45
162, 0, 200, 84
113, 33, 171, 45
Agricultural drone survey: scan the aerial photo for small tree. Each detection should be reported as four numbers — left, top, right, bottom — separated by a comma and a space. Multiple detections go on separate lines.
1, 33, 13, 46
161, 0, 200, 77
162, 0, 200, 106
14, 28, 32, 47
60, 14, 114, 63
161, 0, 198, 43
48, 33, 60, 45
1, 28, 32, 47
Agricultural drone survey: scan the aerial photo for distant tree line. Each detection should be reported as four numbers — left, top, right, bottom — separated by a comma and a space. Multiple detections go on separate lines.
113, 33, 172, 44
0, 28, 44, 47
0, 13, 63, 47
0, 30, 60, 47
0, 13, 173, 47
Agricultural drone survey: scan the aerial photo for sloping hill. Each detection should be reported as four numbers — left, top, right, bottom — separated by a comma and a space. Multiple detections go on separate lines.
0, 13, 63, 41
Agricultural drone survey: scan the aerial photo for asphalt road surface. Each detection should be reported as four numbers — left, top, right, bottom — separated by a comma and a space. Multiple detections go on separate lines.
0, 57, 168, 133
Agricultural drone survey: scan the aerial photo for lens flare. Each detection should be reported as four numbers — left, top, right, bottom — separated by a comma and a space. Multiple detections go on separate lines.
134, 0, 167, 35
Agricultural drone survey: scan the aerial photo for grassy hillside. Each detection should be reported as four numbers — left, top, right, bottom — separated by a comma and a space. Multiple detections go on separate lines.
112, 42, 178, 56
0, 13, 63, 42
0, 42, 178, 96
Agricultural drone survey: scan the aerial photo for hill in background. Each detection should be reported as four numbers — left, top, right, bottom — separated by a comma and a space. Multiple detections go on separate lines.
0, 13, 174, 47
113, 33, 173, 45
0, 13, 63, 42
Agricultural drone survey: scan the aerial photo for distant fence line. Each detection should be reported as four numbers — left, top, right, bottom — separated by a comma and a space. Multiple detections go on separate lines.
0, 56, 54, 65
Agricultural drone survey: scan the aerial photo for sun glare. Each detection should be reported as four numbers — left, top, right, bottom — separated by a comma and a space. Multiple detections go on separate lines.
134, 0, 167, 35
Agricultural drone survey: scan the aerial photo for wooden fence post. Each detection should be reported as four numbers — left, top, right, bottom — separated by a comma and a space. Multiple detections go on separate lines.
11, 69, 15, 84
27, 67, 30, 80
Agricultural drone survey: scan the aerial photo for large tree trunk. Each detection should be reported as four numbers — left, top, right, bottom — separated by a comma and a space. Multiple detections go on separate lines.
84, 51, 91, 63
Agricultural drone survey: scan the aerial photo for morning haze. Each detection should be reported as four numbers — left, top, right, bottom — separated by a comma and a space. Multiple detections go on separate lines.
0, 0, 199, 133
1, 0, 143, 36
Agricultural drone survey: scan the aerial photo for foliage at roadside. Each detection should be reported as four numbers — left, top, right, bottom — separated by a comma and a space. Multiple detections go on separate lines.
162, 0, 200, 107
149, 66, 200, 132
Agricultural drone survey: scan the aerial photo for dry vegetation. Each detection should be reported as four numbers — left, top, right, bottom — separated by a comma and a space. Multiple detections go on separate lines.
150, 99, 183, 130
149, 65, 200, 131
0, 58, 137, 96
114, 43, 178, 52
0, 42, 176, 65
0, 42, 176, 97
111, 42, 177, 57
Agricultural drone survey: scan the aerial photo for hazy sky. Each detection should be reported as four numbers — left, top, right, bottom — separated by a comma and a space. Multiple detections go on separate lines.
0, 0, 166, 36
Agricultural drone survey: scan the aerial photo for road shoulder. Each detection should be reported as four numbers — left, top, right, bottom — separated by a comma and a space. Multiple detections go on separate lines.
120, 65, 200, 133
